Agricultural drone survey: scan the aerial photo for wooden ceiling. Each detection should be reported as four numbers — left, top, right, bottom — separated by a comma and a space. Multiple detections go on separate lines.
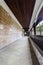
4, 0, 35, 30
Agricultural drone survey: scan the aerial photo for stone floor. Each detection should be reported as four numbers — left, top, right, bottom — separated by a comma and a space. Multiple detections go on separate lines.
0, 37, 32, 65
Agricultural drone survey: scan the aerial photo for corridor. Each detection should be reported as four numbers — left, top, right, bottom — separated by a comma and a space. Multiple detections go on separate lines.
0, 0, 43, 65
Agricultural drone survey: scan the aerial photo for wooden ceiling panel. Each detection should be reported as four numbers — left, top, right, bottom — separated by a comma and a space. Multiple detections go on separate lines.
4, 0, 36, 30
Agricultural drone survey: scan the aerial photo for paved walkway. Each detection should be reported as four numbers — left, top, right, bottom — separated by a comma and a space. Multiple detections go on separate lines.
0, 37, 32, 65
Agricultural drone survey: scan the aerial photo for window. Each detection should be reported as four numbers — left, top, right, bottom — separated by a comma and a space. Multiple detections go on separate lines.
36, 20, 43, 35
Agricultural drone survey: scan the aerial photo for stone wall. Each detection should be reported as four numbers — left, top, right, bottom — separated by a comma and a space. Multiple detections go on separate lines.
0, 6, 23, 48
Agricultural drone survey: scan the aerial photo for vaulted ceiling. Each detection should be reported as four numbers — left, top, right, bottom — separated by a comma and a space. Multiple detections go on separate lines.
4, 0, 36, 31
